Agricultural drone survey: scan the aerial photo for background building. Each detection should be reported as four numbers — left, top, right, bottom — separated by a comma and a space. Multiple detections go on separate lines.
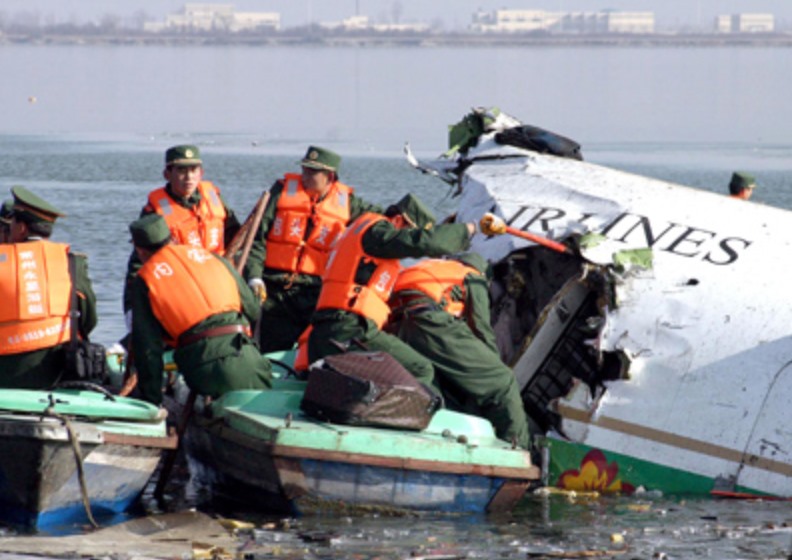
144, 3, 280, 32
471, 10, 559, 33
715, 13, 775, 33
470, 9, 654, 34
319, 15, 429, 33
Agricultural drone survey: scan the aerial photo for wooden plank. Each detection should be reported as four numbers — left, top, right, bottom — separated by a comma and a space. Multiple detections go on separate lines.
103, 432, 178, 449
486, 480, 531, 512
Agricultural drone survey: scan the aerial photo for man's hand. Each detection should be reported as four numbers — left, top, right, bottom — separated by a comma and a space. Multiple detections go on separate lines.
248, 278, 267, 304
479, 212, 507, 236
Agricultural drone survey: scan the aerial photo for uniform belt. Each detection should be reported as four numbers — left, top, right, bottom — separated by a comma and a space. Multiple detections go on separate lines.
389, 293, 434, 311
389, 302, 439, 324
178, 324, 247, 347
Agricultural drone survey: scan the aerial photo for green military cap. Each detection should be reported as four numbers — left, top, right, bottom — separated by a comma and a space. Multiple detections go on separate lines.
388, 193, 436, 230
165, 145, 202, 167
0, 199, 13, 224
129, 213, 172, 250
300, 145, 341, 173
729, 172, 756, 195
11, 186, 65, 225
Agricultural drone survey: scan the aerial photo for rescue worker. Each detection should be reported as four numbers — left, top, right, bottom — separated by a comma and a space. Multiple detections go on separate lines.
128, 214, 271, 406
123, 145, 241, 315
387, 251, 533, 450
728, 172, 756, 200
244, 146, 381, 353
0, 187, 97, 388
0, 199, 13, 243
303, 194, 481, 388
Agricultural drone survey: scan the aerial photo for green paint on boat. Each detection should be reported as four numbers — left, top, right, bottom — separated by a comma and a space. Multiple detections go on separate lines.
0, 389, 164, 423
211, 389, 534, 471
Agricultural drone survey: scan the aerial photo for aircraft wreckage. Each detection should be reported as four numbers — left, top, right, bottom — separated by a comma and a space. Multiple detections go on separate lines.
407, 107, 791, 498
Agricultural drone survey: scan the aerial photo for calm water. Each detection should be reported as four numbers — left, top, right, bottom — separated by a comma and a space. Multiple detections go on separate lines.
0, 45, 791, 556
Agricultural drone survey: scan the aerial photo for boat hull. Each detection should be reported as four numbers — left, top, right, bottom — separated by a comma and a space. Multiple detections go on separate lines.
190, 419, 530, 514
0, 390, 175, 530
186, 388, 538, 515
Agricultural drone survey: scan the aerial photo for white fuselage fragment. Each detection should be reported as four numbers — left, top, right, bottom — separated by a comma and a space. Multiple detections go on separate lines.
456, 136, 792, 495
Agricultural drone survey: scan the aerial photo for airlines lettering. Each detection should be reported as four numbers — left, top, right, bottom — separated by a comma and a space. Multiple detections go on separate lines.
508, 206, 752, 266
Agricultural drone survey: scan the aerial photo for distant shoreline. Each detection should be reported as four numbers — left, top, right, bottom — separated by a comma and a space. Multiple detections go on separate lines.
2, 31, 792, 48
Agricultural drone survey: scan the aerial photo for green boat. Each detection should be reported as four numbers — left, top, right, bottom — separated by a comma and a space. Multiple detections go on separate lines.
0, 385, 176, 530
183, 353, 540, 514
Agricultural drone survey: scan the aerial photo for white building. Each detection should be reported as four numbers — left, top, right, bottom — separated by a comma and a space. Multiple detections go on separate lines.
471, 9, 654, 34
319, 15, 370, 30
144, 4, 279, 32
231, 12, 280, 32
603, 12, 654, 34
715, 13, 775, 33
715, 15, 732, 33
471, 10, 559, 33
320, 15, 429, 33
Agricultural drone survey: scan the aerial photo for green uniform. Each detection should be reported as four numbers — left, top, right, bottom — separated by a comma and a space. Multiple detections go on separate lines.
130, 253, 271, 406
388, 257, 533, 449
0, 250, 97, 389
244, 180, 381, 353
308, 219, 472, 388
123, 184, 241, 312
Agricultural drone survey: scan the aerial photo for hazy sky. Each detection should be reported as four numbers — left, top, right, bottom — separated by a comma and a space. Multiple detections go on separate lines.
3, 0, 792, 29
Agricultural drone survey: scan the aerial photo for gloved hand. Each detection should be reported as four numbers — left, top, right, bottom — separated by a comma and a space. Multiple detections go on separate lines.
248, 278, 267, 304
479, 212, 507, 236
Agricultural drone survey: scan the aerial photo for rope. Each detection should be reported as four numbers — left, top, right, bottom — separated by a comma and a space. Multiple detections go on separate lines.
43, 398, 99, 529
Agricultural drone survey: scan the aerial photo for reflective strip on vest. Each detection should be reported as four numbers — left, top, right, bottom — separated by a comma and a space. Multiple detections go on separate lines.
207, 187, 222, 207
286, 176, 299, 196
0, 241, 73, 355
138, 245, 242, 344
158, 198, 173, 215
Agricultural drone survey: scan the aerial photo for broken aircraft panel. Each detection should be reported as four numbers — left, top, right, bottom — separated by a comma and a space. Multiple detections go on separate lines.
409, 108, 792, 497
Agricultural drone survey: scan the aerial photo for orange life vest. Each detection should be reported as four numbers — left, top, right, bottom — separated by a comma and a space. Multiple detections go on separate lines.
315, 213, 401, 328
391, 259, 481, 318
265, 174, 353, 276
138, 244, 241, 346
0, 241, 72, 355
147, 181, 227, 253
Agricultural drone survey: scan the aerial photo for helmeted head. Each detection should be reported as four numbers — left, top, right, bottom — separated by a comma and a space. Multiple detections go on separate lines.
164, 145, 204, 199
165, 145, 202, 167
385, 194, 436, 230
300, 145, 341, 174
129, 213, 172, 252
10, 186, 65, 240
729, 172, 756, 196
300, 145, 341, 196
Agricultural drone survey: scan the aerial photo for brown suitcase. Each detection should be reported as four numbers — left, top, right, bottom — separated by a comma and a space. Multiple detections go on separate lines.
300, 351, 441, 431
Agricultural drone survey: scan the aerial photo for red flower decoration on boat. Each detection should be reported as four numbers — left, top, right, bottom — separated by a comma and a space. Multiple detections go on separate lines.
556, 449, 635, 494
